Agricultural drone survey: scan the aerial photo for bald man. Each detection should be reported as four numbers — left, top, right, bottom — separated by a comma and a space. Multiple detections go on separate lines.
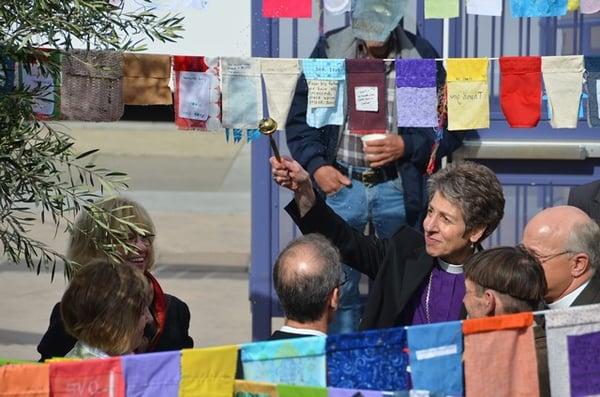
270, 233, 342, 340
522, 206, 600, 308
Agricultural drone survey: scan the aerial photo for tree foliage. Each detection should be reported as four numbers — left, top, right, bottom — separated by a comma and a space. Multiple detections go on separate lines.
0, 1, 183, 278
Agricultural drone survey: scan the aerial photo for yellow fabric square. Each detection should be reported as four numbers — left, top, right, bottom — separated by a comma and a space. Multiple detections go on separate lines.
568, 0, 580, 11
447, 58, 489, 82
447, 58, 490, 130
180, 345, 238, 397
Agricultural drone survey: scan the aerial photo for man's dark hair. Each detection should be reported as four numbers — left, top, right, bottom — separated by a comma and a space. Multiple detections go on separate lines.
273, 234, 342, 323
464, 246, 547, 313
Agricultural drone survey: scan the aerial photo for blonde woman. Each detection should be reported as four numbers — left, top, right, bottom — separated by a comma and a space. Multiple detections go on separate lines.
38, 197, 193, 360
61, 260, 153, 358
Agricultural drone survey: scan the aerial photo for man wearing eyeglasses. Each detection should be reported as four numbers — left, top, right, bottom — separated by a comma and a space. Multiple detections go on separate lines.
522, 206, 600, 308
270, 234, 343, 340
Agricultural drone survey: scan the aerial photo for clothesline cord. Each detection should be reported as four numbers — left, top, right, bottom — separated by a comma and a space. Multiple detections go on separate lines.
253, 56, 507, 62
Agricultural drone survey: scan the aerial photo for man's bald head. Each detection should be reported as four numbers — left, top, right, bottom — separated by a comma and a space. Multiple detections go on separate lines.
273, 234, 342, 323
523, 206, 600, 303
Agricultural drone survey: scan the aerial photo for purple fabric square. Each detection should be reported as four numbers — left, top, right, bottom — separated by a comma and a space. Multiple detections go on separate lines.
395, 59, 437, 88
567, 331, 600, 396
396, 86, 438, 127
122, 351, 181, 397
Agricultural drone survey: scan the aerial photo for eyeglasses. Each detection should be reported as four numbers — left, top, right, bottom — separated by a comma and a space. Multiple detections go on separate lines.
537, 250, 573, 264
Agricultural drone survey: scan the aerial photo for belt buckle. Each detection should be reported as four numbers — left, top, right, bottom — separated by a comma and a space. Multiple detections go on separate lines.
361, 169, 377, 186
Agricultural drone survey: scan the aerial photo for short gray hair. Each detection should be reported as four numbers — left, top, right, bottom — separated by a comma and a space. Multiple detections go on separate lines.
565, 219, 600, 271
428, 161, 505, 243
273, 234, 342, 323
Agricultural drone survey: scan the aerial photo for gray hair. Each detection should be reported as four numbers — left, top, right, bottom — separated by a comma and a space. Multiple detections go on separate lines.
273, 234, 342, 323
428, 161, 505, 243
565, 220, 600, 271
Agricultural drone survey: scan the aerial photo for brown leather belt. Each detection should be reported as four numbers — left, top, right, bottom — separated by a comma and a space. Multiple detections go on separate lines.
334, 162, 398, 187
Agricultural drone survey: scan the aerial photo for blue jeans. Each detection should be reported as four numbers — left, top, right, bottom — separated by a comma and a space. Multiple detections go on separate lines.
326, 166, 407, 334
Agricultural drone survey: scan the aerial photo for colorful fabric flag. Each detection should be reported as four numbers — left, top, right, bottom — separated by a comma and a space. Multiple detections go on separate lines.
499, 56, 542, 128
351, 0, 409, 42
585, 56, 600, 128
395, 59, 438, 128
328, 388, 384, 396
542, 55, 584, 129
263, 0, 312, 18
425, 0, 459, 18
49, 357, 125, 397
122, 351, 180, 397
346, 59, 387, 134
261, 59, 301, 128
581, 0, 600, 13
407, 321, 463, 396
463, 313, 539, 397
546, 303, 600, 397
173, 55, 222, 131
61, 49, 124, 121
302, 59, 346, 128
234, 380, 278, 397
123, 53, 172, 105
466, 0, 503, 15
567, 331, 600, 396
221, 57, 263, 130
180, 345, 238, 397
0, 363, 49, 397
568, 0, 581, 10
327, 327, 409, 391
510, 0, 568, 17
241, 336, 326, 387
446, 58, 489, 131
19, 52, 61, 120
277, 384, 327, 397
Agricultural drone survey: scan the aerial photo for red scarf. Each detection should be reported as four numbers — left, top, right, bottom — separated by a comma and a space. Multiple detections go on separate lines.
144, 271, 168, 351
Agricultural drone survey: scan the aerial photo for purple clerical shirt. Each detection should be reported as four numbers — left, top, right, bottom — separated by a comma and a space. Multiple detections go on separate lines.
402, 260, 466, 326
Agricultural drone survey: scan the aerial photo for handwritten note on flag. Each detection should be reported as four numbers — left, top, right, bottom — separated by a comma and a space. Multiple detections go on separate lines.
178, 71, 210, 121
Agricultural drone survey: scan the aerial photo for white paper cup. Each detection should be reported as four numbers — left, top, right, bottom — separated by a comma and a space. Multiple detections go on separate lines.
361, 133, 387, 145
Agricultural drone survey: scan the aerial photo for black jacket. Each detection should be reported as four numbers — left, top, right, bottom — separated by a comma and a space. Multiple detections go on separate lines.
568, 180, 600, 223
285, 25, 464, 227
37, 293, 193, 361
286, 195, 436, 330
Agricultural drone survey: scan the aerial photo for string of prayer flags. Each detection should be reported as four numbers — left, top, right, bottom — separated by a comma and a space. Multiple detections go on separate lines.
346, 59, 387, 134
466, 0, 503, 16
277, 384, 327, 397
581, 0, 600, 13
262, 0, 312, 18
395, 59, 438, 128
179, 345, 238, 397
406, 321, 464, 396
545, 303, 600, 397
173, 56, 222, 130
241, 336, 327, 387
234, 380, 278, 397
302, 59, 346, 128
499, 56, 542, 128
61, 49, 124, 121
446, 58, 490, 131
49, 357, 125, 397
510, 0, 568, 17
326, 327, 409, 391
122, 351, 180, 396
261, 59, 301, 128
0, 363, 49, 397
351, 0, 408, 42
542, 55, 584, 128
123, 53, 172, 105
221, 57, 263, 130
463, 313, 539, 397
585, 56, 600, 128
19, 52, 61, 120
425, 0, 459, 19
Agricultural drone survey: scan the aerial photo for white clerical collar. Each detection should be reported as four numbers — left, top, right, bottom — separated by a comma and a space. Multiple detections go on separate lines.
280, 325, 327, 337
438, 257, 464, 274
548, 279, 591, 310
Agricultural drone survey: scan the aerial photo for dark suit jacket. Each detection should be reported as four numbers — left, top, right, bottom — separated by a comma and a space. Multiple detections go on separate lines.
37, 294, 193, 361
269, 330, 314, 340
534, 325, 550, 397
568, 180, 600, 223
286, 195, 435, 330
572, 272, 600, 307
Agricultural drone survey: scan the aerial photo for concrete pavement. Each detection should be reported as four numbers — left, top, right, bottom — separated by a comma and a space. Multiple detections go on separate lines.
0, 121, 254, 360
